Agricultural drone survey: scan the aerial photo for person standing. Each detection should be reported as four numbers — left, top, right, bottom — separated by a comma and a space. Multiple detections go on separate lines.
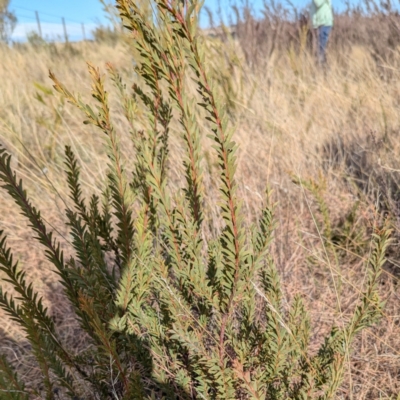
310, 0, 333, 64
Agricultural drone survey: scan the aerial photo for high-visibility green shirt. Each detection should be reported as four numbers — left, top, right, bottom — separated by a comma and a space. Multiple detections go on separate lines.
310, 0, 333, 28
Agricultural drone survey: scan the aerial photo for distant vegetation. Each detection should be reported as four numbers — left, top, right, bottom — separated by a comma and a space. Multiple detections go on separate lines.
0, 0, 17, 43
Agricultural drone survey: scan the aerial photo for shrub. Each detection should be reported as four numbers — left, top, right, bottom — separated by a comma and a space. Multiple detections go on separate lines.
0, 1, 390, 398
92, 26, 121, 45
26, 31, 47, 48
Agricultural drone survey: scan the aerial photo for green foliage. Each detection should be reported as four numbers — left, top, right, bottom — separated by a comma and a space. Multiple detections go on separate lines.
0, 354, 29, 399
0, 0, 16, 43
92, 26, 121, 45
27, 31, 47, 47
0, 1, 390, 398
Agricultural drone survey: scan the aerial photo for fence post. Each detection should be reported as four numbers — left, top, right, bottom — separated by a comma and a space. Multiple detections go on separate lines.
62, 17, 69, 43
81, 23, 86, 41
35, 11, 42, 38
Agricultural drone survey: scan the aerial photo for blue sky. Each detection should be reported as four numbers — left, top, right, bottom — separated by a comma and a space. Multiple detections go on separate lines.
9, 0, 297, 41
10, 0, 109, 41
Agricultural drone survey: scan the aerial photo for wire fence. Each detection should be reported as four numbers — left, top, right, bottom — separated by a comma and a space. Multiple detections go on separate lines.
11, 5, 102, 43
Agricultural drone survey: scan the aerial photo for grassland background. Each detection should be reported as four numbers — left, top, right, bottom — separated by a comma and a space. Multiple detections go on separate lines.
1, 7, 400, 398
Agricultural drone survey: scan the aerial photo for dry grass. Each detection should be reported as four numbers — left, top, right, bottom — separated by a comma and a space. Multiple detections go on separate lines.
1, 30, 400, 399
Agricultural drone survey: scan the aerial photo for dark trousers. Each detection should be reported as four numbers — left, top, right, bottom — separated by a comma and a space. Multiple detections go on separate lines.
317, 25, 332, 64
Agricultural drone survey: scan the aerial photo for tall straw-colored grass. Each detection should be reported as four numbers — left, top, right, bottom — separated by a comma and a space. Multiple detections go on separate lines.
0, 35, 400, 398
